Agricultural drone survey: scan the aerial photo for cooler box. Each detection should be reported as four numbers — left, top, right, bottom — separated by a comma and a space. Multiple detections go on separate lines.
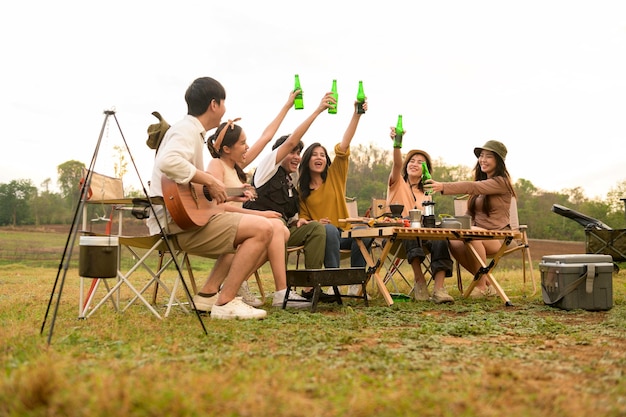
79, 236, 119, 278
540, 254, 613, 311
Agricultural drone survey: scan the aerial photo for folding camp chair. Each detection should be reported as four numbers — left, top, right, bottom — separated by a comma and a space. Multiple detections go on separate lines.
454, 195, 536, 295
370, 198, 389, 218
78, 170, 196, 319
371, 235, 434, 297
552, 203, 626, 262
80, 234, 194, 319
341, 197, 360, 264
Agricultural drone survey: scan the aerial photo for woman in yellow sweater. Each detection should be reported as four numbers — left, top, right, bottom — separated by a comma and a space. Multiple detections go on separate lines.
297, 99, 370, 272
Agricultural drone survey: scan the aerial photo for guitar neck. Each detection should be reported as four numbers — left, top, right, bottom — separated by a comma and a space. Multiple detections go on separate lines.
201, 186, 253, 201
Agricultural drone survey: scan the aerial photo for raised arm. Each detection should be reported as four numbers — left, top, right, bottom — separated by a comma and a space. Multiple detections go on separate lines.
338, 100, 367, 153
243, 90, 297, 168
273, 92, 334, 163
388, 126, 403, 186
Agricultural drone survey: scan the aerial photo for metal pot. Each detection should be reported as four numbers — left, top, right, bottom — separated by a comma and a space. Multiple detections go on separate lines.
455, 215, 472, 229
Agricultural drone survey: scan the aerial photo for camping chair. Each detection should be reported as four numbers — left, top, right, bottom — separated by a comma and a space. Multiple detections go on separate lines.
341, 197, 360, 264
370, 231, 434, 297
453, 194, 536, 296
370, 198, 389, 218
551, 203, 626, 262
78, 170, 197, 319
316, 197, 365, 296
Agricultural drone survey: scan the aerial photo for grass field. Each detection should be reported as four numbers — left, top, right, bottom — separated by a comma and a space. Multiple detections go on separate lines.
1, 227, 625, 416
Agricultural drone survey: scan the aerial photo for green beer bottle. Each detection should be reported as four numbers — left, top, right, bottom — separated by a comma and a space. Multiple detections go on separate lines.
294, 74, 304, 110
328, 79, 338, 114
356, 80, 366, 114
393, 115, 404, 148
421, 161, 432, 195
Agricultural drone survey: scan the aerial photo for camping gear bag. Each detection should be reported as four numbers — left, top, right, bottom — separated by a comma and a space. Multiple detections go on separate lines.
540, 254, 613, 311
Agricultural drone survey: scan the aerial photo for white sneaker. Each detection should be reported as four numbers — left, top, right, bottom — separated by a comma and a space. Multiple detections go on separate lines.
347, 284, 362, 296
192, 293, 218, 312
211, 297, 267, 320
237, 280, 263, 307
273, 289, 312, 309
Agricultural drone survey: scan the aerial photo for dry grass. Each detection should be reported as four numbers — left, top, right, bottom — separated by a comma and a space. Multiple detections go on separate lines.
1, 228, 625, 417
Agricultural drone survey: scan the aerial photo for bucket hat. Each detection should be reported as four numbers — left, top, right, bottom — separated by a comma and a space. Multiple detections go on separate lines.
146, 111, 170, 151
474, 140, 507, 161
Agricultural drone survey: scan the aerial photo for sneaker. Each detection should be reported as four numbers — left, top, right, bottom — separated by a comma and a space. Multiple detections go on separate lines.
192, 293, 218, 312
237, 280, 263, 307
347, 284, 371, 300
273, 289, 312, 309
414, 283, 430, 301
300, 289, 337, 303
211, 297, 267, 320
347, 284, 362, 296
469, 286, 497, 299
431, 288, 454, 304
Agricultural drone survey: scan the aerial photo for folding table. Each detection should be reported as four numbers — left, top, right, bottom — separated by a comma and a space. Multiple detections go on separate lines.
341, 226, 521, 306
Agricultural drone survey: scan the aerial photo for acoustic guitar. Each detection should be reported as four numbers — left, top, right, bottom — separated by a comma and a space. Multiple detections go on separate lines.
161, 176, 254, 230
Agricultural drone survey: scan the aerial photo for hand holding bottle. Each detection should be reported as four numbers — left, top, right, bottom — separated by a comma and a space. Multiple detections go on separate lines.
393, 115, 404, 148
293, 74, 304, 109
389, 125, 404, 142
317, 92, 337, 112
354, 99, 367, 114
328, 79, 338, 114
424, 178, 443, 194
421, 161, 433, 195
356, 81, 366, 114
286, 89, 298, 109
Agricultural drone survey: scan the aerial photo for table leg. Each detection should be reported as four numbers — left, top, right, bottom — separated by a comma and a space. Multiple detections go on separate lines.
461, 240, 513, 306
355, 237, 394, 306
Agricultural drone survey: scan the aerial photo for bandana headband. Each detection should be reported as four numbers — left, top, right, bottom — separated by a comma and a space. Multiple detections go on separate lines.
213, 117, 241, 150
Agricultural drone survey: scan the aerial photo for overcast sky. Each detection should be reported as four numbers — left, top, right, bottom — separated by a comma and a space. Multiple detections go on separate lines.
2, 0, 625, 200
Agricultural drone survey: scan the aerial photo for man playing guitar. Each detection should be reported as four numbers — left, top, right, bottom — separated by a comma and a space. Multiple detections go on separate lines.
147, 77, 272, 320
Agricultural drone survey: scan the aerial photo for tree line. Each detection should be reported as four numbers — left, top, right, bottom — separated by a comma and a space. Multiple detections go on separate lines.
1, 144, 625, 243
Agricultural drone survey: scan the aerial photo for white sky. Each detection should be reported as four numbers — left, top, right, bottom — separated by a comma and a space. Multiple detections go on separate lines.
1, 0, 625, 200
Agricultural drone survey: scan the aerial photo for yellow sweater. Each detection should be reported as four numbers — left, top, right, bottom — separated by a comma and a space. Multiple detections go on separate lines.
299, 144, 351, 230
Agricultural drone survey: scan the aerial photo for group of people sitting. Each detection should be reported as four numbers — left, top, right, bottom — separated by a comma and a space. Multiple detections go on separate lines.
147, 76, 517, 320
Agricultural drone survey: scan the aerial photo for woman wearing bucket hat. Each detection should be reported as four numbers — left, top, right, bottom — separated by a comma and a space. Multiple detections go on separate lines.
426, 140, 516, 298
385, 128, 454, 303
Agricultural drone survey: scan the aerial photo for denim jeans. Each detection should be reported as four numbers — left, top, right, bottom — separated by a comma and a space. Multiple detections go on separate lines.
324, 224, 372, 268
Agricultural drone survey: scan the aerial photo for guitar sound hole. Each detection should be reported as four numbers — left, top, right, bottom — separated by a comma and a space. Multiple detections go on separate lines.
202, 186, 212, 201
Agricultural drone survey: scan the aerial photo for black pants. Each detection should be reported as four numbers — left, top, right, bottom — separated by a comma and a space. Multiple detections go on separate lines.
403, 239, 453, 277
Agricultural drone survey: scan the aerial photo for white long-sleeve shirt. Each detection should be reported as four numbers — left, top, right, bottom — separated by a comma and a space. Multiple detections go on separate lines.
146, 115, 210, 235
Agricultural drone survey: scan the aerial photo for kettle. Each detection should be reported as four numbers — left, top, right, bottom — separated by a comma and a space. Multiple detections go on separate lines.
440, 218, 462, 229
